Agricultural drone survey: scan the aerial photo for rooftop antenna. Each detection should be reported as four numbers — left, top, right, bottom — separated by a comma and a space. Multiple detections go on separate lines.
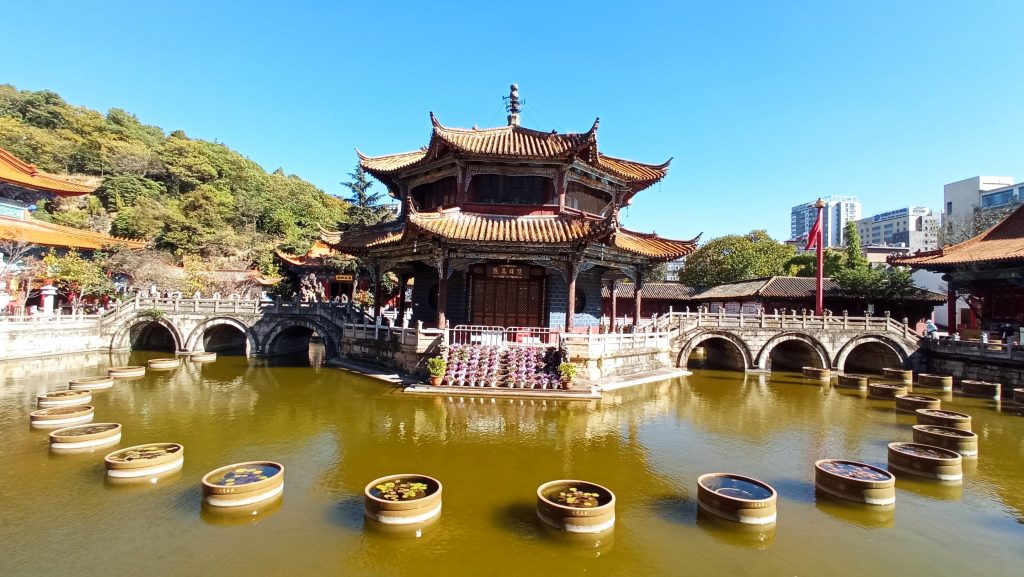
503, 83, 523, 126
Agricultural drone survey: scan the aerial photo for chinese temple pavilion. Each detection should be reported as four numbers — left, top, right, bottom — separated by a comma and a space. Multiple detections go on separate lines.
892, 202, 1024, 333
322, 86, 697, 331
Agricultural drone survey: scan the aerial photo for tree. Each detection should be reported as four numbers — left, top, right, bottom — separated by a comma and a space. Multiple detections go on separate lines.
677, 230, 795, 287
783, 248, 846, 277
844, 221, 867, 270
341, 164, 391, 227
43, 249, 113, 312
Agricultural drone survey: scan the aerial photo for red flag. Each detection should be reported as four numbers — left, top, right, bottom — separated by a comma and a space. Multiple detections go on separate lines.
806, 211, 823, 250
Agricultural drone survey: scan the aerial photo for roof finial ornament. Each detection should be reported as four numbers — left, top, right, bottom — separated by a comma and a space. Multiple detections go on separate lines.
504, 83, 522, 126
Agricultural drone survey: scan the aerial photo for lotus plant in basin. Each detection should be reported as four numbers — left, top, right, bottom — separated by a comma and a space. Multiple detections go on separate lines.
364, 474, 442, 525
202, 461, 284, 508
537, 480, 616, 533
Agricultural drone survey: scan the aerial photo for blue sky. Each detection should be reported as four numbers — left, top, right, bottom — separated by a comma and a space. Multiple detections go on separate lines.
5, 1, 1023, 241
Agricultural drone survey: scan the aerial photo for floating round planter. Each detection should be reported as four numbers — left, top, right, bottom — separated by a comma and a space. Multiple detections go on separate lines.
814, 459, 895, 506
917, 374, 953, 391
802, 367, 831, 380
887, 442, 963, 481
916, 409, 972, 431
147, 358, 181, 370
68, 376, 114, 390
108, 366, 146, 379
202, 461, 284, 508
868, 382, 908, 399
882, 368, 913, 384
49, 423, 122, 450
29, 405, 95, 428
37, 390, 92, 408
190, 352, 217, 362
364, 474, 442, 525
1014, 388, 1024, 405
536, 479, 616, 533
696, 473, 777, 525
104, 443, 184, 478
912, 425, 978, 457
960, 380, 1001, 399
895, 394, 941, 413
836, 374, 868, 389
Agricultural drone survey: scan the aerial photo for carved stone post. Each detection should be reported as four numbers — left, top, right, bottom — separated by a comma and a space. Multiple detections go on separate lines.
609, 280, 618, 333
633, 267, 644, 328
396, 274, 409, 327
372, 262, 383, 322
436, 258, 449, 328
565, 261, 578, 332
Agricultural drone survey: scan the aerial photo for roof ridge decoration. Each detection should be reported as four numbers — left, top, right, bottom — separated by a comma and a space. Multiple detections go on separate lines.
357, 99, 670, 196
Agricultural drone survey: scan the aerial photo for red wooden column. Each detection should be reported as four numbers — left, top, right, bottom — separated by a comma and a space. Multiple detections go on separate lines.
436, 259, 449, 328
633, 269, 644, 328
565, 261, 578, 332
610, 280, 618, 333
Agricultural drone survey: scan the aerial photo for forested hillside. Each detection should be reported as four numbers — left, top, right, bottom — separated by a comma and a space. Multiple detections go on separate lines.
0, 84, 352, 273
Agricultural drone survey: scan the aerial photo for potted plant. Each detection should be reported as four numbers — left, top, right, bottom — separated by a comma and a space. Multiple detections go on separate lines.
426, 356, 447, 386
558, 362, 577, 388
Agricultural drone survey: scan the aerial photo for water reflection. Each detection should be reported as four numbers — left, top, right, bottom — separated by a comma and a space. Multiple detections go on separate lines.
0, 357, 1023, 577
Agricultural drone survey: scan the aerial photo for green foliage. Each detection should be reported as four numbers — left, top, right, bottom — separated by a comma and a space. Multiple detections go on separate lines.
426, 356, 447, 377
783, 248, 846, 277
678, 230, 796, 287
42, 249, 113, 310
844, 221, 867, 270
558, 362, 577, 381
342, 164, 392, 227
834, 265, 918, 301
0, 84, 351, 266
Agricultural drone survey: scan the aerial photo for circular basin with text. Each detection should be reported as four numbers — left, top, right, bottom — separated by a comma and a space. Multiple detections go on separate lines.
836, 375, 868, 389
814, 459, 895, 506
364, 474, 442, 525
537, 479, 616, 534
69, 376, 114, 390
104, 443, 184, 478
887, 442, 963, 481
960, 380, 1001, 399
696, 473, 777, 525
881, 368, 913, 383
30, 405, 94, 428
202, 461, 284, 508
49, 423, 121, 450
37, 390, 92, 408
916, 409, 972, 431
868, 382, 907, 400
912, 424, 978, 457
917, 374, 953, 391
895, 394, 941, 413
147, 358, 181, 370
108, 366, 146, 379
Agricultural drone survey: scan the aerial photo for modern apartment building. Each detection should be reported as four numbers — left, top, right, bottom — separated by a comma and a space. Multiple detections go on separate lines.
855, 206, 940, 252
943, 176, 1015, 228
790, 196, 861, 247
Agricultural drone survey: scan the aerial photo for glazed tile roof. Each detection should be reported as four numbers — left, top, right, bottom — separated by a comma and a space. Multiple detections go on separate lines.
0, 215, 147, 250
601, 283, 700, 300
694, 277, 841, 300
608, 228, 698, 260
275, 240, 354, 267
891, 203, 1024, 269
0, 147, 95, 195
357, 114, 670, 195
320, 220, 406, 253
408, 208, 607, 244
691, 276, 944, 302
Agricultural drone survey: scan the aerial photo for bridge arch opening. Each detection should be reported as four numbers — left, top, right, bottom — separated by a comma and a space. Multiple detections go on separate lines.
265, 325, 322, 358
688, 338, 747, 371
767, 339, 825, 372
202, 324, 248, 355
128, 321, 177, 352
842, 341, 903, 374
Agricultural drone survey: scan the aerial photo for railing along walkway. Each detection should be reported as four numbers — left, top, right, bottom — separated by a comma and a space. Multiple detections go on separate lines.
641, 308, 917, 339
925, 337, 1024, 362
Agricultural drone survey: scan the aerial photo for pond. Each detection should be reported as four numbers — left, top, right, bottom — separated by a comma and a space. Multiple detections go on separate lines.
1, 349, 1022, 577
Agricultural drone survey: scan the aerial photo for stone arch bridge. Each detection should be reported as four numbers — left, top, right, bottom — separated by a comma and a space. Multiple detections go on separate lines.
99, 296, 358, 360
658, 310, 922, 373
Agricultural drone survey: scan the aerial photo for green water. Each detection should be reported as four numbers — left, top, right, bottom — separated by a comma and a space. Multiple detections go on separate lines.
1, 350, 1022, 577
